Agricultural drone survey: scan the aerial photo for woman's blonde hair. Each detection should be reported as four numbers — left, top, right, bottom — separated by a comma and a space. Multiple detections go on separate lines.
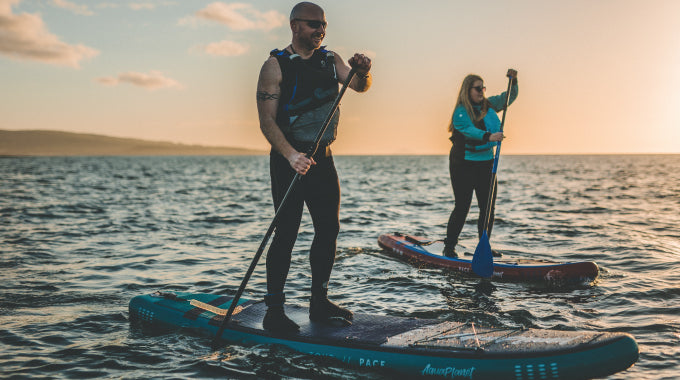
448, 74, 489, 132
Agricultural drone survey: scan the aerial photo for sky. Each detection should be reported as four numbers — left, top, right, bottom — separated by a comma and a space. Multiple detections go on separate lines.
1, 0, 679, 155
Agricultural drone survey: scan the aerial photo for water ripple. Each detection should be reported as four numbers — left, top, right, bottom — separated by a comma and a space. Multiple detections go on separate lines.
1, 155, 678, 379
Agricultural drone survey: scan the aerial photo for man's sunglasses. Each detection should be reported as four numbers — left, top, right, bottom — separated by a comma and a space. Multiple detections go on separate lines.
294, 19, 327, 29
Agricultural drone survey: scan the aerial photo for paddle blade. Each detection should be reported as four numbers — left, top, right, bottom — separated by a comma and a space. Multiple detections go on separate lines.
472, 231, 494, 278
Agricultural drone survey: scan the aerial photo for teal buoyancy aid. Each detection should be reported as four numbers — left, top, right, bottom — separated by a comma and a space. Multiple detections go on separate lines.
450, 83, 519, 162
450, 106, 500, 163
271, 47, 339, 144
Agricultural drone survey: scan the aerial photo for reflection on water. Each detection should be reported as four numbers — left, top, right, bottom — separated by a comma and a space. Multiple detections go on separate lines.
1, 155, 679, 379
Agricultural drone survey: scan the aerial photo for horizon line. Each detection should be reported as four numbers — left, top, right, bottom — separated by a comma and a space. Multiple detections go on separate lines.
2, 128, 678, 156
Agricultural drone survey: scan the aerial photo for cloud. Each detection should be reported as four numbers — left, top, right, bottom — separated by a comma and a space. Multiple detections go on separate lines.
203, 40, 249, 56
96, 3, 120, 9
128, 3, 156, 11
0, 0, 99, 67
0, 0, 18, 14
51, 0, 94, 16
192, 2, 286, 31
96, 70, 183, 90
96, 2, 173, 11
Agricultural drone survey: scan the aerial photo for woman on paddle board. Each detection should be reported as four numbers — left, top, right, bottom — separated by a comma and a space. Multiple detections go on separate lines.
443, 70, 518, 257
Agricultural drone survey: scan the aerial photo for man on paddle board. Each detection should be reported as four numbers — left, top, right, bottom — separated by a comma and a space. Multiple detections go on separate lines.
256, 2, 372, 332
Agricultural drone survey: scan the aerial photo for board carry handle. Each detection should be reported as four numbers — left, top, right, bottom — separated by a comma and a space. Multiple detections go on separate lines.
395, 232, 441, 246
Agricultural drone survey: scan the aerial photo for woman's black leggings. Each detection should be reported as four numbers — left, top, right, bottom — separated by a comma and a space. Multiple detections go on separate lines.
445, 152, 497, 247
266, 149, 340, 298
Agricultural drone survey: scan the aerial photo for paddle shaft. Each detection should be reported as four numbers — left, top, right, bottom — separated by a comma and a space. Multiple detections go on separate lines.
480, 74, 514, 235
213, 70, 356, 343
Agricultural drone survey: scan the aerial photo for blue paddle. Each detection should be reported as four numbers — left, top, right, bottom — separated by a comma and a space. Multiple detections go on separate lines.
472, 72, 514, 278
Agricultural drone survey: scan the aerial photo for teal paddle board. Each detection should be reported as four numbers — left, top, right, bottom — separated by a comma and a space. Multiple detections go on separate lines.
129, 291, 638, 379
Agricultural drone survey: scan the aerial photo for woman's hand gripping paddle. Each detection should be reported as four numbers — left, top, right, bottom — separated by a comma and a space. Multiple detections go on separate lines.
211, 69, 357, 346
472, 71, 515, 278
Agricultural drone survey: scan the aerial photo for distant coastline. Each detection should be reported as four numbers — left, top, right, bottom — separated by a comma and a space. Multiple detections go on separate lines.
1, 130, 676, 157
0, 129, 266, 156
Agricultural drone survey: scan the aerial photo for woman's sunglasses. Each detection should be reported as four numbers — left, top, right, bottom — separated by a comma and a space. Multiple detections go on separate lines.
294, 19, 327, 29
471, 86, 486, 92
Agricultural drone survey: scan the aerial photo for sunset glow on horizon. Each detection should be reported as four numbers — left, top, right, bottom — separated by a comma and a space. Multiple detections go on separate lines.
1, 0, 679, 155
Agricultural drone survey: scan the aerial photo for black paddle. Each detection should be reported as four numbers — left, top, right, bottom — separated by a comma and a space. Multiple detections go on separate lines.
212, 69, 357, 345
471, 72, 514, 278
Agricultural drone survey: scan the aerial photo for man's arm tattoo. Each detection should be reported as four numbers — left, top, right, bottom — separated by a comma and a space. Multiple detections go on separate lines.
257, 91, 279, 101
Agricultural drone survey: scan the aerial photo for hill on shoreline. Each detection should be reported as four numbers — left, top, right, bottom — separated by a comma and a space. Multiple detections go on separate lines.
0, 130, 266, 156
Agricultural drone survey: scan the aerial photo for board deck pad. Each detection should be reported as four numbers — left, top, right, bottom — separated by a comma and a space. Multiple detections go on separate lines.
130, 291, 638, 379
403, 240, 566, 265
227, 301, 441, 346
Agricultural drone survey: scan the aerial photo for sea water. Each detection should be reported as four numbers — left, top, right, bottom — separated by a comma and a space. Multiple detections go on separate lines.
1, 155, 678, 379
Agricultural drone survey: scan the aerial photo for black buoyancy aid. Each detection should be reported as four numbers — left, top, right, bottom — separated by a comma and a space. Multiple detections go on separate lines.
271, 47, 339, 144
